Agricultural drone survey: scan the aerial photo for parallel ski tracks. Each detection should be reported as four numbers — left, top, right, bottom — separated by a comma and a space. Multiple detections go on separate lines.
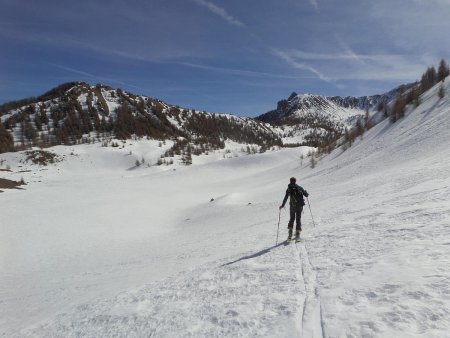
293, 240, 325, 338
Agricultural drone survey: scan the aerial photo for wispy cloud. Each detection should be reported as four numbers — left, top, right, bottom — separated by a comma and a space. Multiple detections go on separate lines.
192, 0, 244, 27
52, 64, 96, 78
51, 63, 142, 89
178, 61, 315, 79
409, 0, 450, 7
335, 37, 367, 65
279, 49, 380, 62
274, 48, 433, 82
272, 49, 334, 84
309, 0, 319, 10
0, 26, 201, 65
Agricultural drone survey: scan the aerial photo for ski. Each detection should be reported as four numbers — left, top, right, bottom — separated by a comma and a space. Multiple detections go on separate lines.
286, 235, 301, 243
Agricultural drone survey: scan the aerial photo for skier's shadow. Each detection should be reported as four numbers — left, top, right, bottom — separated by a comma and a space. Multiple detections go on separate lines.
221, 241, 288, 267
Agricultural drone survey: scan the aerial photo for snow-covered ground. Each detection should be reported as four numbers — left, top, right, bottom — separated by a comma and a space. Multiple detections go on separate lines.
1, 83, 450, 337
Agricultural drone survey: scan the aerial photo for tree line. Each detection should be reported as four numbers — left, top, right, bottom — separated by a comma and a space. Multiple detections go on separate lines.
339, 59, 449, 152
386, 59, 449, 122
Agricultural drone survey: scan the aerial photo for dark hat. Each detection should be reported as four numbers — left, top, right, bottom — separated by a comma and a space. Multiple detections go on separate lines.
290, 177, 296, 183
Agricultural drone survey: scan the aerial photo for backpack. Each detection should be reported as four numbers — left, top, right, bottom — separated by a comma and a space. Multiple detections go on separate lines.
288, 184, 305, 206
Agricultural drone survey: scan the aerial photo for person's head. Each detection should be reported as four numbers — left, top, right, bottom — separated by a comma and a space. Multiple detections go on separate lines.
290, 177, 296, 184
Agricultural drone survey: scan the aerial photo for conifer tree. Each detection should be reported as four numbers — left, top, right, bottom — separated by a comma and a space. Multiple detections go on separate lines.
391, 95, 407, 122
421, 66, 438, 92
437, 59, 450, 82
0, 121, 14, 153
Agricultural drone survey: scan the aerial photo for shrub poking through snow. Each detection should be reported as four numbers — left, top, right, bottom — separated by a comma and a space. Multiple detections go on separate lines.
0, 177, 26, 192
24, 150, 60, 166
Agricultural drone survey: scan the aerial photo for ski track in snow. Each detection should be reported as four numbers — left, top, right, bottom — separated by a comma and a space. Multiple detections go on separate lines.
22, 240, 304, 337
293, 240, 325, 338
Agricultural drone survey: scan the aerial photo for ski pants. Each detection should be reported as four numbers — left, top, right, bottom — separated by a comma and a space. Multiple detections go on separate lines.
288, 204, 303, 232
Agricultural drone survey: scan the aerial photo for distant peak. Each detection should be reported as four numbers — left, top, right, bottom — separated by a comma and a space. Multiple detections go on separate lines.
288, 92, 322, 101
287, 92, 298, 101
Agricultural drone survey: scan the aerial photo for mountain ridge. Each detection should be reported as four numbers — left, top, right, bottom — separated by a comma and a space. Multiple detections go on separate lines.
0, 75, 436, 155
0, 82, 282, 156
256, 83, 416, 123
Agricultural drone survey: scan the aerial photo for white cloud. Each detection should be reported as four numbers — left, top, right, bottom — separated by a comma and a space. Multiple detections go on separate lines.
309, 0, 319, 10
283, 49, 360, 61
272, 48, 433, 83
51, 64, 142, 89
192, 0, 244, 27
409, 0, 450, 6
335, 37, 367, 65
178, 61, 315, 79
368, 0, 450, 53
283, 49, 411, 65
272, 49, 334, 84
52, 64, 95, 78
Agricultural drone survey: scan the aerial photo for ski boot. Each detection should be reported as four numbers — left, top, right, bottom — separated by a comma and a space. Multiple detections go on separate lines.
295, 230, 301, 242
287, 228, 293, 241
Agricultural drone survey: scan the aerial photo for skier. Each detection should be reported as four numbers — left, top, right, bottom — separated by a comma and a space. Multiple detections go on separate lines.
279, 177, 309, 241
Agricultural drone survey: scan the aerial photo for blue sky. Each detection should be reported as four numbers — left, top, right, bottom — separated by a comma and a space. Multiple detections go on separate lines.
1, 0, 450, 116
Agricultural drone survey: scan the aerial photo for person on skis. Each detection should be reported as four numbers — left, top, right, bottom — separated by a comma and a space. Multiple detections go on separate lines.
279, 177, 309, 240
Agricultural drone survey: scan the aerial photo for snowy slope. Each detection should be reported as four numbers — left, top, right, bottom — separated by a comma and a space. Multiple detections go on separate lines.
1, 81, 450, 337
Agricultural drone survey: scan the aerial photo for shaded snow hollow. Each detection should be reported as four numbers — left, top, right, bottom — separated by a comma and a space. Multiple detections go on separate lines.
1, 81, 450, 337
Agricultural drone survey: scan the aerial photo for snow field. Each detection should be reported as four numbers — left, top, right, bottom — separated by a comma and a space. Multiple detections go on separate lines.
1, 143, 309, 336
27, 239, 304, 338
2, 80, 450, 337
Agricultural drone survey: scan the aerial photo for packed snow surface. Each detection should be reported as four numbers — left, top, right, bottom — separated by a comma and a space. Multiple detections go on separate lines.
1, 84, 450, 337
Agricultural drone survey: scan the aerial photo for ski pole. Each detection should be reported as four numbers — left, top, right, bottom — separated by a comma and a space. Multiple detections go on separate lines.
276, 208, 281, 245
306, 197, 316, 228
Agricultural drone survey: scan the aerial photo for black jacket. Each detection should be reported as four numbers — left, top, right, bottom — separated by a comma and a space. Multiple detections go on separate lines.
281, 183, 308, 208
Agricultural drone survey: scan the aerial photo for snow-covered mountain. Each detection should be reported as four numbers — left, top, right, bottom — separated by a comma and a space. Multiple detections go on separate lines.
258, 84, 415, 123
328, 83, 417, 111
0, 82, 417, 154
0, 82, 282, 156
256, 83, 416, 146
258, 92, 362, 124
1, 75, 450, 337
